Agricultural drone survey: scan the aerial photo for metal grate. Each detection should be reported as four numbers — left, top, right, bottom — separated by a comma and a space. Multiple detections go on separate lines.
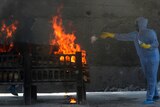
0, 54, 23, 84
0, 52, 88, 104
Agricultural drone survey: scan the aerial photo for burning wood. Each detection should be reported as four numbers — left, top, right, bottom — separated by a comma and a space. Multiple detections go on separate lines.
0, 20, 18, 53
50, 6, 87, 64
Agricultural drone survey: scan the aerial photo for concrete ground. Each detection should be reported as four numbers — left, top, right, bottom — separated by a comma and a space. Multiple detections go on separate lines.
0, 91, 159, 107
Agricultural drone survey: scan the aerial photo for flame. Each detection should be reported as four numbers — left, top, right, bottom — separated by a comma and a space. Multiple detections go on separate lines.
69, 97, 77, 104
50, 7, 86, 64
0, 20, 18, 53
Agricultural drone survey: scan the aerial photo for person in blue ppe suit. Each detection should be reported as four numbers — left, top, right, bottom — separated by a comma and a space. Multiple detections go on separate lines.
91, 17, 159, 104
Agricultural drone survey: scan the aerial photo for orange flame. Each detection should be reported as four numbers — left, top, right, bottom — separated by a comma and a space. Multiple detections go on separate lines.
0, 20, 18, 53
50, 7, 86, 64
69, 97, 77, 104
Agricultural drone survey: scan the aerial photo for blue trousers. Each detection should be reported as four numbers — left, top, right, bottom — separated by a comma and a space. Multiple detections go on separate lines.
140, 57, 159, 100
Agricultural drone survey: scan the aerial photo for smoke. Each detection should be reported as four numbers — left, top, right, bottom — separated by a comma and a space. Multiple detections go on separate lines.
0, 0, 27, 20
0, 0, 16, 19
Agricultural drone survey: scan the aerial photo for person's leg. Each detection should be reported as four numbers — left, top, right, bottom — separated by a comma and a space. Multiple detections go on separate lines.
140, 59, 153, 104
145, 59, 158, 102
140, 58, 146, 75
8, 85, 18, 96
153, 61, 159, 101
153, 85, 159, 101
154, 85, 159, 97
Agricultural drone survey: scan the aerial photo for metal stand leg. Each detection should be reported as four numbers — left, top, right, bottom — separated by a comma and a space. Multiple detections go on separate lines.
77, 83, 86, 104
24, 86, 31, 105
31, 85, 37, 103
76, 52, 86, 104
23, 43, 32, 105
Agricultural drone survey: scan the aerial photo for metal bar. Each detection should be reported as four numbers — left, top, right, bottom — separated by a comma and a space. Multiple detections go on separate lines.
31, 85, 37, 103
76, 52, 86, 104
23, 44, 32, 105
0, 82, 23, 85
32, 80, 75, 83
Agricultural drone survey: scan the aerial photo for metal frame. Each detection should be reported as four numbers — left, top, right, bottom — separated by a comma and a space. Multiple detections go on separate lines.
0, 51, 87, 105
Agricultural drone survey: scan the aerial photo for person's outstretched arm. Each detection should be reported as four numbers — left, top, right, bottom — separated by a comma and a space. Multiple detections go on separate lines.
114, 32, 137, 41
91, 31, 137, 43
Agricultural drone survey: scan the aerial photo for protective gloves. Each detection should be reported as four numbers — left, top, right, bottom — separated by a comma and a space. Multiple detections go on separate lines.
138, 39, 151, 49
100, 32, 115, 39
91, 32, 115, 44
91, 35, 98, 43
140, 43, 151, 49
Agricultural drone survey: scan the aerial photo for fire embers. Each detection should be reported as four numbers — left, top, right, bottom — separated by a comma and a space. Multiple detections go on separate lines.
69, 97, 77, 104
50, 6, 87, 64
0, 20, 18, 53
64, 95, 77, 104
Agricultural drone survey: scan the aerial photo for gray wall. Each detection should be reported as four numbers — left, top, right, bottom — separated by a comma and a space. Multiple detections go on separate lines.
0, 0, 160, 91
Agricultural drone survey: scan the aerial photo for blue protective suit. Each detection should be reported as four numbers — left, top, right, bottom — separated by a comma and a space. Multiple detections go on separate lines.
115, 17, 159, 100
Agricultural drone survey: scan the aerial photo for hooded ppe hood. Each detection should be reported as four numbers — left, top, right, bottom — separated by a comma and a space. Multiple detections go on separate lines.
136, 17, 148, 30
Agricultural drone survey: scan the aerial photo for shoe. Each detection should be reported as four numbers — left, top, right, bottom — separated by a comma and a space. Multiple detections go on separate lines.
8, 85, 18, 96
11, 92, 18, 96
153, 96, 160, 101
143, 99, 154, 104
